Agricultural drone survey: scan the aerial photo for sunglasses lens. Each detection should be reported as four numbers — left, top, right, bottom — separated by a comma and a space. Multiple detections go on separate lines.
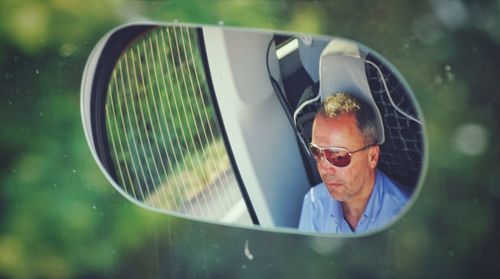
324, 148, 351, 167
310, 145, 322, 162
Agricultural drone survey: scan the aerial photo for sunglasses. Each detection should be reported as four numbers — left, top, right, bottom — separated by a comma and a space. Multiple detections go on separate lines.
309, 143, 375, 167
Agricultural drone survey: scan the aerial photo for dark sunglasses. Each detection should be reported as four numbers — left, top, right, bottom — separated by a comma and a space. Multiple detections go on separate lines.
309, 143, 375, 167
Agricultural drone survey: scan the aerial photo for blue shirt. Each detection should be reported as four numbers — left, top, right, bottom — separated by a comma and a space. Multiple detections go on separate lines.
298, 170, 411, 234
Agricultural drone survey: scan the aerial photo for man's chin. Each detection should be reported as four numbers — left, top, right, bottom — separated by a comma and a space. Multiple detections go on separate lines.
330, 193, 348, 202
325, 184, 347, 201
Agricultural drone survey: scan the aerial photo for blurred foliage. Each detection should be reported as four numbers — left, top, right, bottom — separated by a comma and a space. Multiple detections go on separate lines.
0, 1, 171, 278
1, 0, 500, 278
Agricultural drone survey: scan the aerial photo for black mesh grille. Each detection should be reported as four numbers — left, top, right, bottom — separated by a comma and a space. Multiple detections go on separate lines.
366, 54, 424, 189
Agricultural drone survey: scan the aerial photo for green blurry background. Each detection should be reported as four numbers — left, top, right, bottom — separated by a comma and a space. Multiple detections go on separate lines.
1, 0, 499, 278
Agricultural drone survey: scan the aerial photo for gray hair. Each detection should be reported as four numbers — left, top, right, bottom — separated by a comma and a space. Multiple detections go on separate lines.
317, 92, 379, 145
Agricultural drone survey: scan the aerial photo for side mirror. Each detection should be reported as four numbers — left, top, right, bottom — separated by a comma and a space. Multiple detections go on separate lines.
81, 22, 425, 235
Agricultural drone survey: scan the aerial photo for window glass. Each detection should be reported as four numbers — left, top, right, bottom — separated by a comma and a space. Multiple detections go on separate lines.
106, 26, 252, 224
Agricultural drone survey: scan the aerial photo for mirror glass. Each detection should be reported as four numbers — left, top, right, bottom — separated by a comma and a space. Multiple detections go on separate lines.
82, 23, 426, 234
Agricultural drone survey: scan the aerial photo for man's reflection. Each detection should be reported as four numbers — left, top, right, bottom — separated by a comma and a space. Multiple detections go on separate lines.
299, 93, 411, 234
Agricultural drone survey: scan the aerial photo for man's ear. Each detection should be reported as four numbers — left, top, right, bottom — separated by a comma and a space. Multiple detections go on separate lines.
368, 144, 380, 169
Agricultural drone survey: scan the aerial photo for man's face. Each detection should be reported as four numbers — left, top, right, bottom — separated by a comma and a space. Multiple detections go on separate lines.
312, 112, 379, 202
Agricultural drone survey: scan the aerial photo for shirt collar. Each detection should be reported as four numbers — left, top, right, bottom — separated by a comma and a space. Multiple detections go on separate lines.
328, 169, 384, 222
362, 169, 384, 221
330, 198, 344, 223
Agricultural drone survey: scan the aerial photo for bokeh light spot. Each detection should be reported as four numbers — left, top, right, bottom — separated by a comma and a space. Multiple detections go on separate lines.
454, 124, 488, 156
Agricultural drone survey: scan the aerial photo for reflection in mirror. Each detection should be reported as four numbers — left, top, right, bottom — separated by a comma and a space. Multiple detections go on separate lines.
83, 25, 254, 225
81, 23, 425, 234
105, 26, 253, 224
